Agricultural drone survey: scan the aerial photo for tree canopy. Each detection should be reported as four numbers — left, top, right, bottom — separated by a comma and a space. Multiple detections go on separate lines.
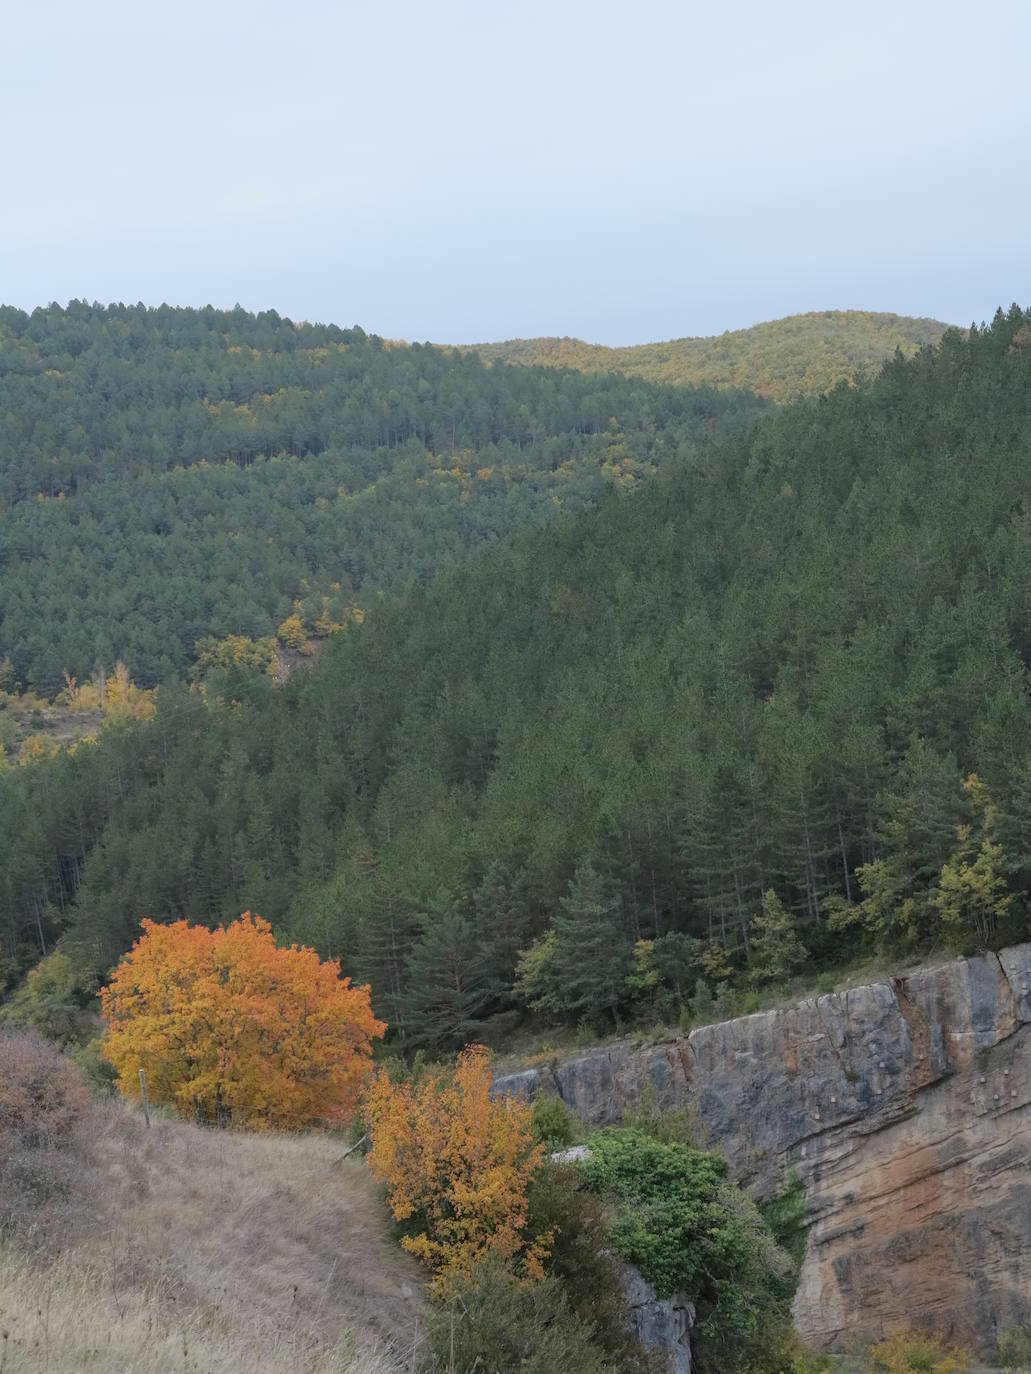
468, 309, 951, 402
100, 913, 384, 1128
0, 301, 763, 691
3, 306, 1031, 1050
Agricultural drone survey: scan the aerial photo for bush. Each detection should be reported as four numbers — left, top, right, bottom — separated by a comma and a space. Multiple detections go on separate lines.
526, 1161, 661, 1372
65, 1035, 118, 1094
0, 950, 98, 1046
0, 1031, 90, 1230
530, 1095, 581, 1150
578, 1127, 794, 1374
996, 1327, 1031, 1371
621, 1085, 698, 1145
420, 1256, 616, 1374
0, 1031, 89, 1153
866, 1333, 962, 1374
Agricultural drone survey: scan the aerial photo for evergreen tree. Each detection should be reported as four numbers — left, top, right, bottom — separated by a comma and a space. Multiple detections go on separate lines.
748, 891, 808, 985
404, 894, 501, 1048
517, 863, 631, 1027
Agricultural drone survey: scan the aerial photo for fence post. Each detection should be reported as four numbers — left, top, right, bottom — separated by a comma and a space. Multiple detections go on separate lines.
139, 1068, 151, 1127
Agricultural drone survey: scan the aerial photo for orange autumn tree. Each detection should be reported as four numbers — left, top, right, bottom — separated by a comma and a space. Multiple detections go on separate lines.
363, 1044, 551, 1292
100, 914, 384, 1129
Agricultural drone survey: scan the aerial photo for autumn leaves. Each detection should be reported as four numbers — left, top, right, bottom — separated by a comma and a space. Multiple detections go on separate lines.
100, 914, 544, 1296
364, 1046, 550, 1292
100, 914, 384, 1129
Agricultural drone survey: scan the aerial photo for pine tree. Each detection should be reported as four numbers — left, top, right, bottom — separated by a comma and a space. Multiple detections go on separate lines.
404, 893, 501, 1048
549, 862, 631, 1026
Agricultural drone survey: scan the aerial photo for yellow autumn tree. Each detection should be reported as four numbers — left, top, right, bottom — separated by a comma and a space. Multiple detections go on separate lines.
101, 661, 157, 721
364, 1045, 551, 1292
277, 612, 310, 652
101, 914, 385, 1129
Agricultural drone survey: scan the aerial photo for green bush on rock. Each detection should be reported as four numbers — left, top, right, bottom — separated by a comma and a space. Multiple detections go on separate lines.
578, 1127, 794, 1373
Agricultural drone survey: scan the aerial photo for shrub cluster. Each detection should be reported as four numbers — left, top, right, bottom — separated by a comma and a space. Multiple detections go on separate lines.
419, 1257, 617, 1374
0, 1030, 90, 1233
578, 1127, 794, 1374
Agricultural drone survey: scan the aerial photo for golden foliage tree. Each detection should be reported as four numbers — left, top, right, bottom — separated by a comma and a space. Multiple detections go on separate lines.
363, 1045, 550, 1292
100, 913, 384, 1129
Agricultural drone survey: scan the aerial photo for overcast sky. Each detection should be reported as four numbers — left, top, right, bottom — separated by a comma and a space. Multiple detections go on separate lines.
3, 0, 1029, 344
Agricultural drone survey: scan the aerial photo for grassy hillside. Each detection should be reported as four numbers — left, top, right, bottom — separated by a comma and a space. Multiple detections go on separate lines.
467, 309, 952, 401
0, 1060, 424, 1373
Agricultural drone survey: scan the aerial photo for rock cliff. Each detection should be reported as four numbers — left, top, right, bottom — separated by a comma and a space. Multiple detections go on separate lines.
493, 943, 1031, 1354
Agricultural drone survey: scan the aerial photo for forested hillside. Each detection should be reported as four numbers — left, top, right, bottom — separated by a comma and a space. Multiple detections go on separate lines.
3, 307, 1031, 1050
0, 303, 762, 692
469, 310, 951, 402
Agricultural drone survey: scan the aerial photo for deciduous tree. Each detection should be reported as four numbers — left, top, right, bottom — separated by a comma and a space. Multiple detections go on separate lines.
363, 1044, 550, 1291
100, 913, 384, 1128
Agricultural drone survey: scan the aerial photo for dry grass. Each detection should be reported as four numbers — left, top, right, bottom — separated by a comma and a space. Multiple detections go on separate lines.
0, 1090, 426, 1373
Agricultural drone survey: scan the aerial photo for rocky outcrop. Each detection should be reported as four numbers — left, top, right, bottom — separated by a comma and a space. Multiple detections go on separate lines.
622, 1265, 695, 1374
493, 942, 1031, 1354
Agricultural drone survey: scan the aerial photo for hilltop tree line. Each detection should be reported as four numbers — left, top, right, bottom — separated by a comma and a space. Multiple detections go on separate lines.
3, 307, 1031, 1044
469, 309, 950, 402
0, 302, 762, 691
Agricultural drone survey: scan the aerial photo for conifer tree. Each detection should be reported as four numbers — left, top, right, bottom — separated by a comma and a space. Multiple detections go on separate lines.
516, 863, 630, 1027
748, 891, 808, 985
404, 894, 501, 1048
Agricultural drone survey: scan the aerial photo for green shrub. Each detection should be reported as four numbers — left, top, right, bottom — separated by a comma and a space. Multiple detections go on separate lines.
996, 1327, 1031, 1371
759, 1170, 809, 1275
530, 1095, 581, 1150
0, 950, 98, 1046
578, 1127, 793, 1374
65, 1036, 118, 1094
420, 1255, 616, 1374
526, 1161, 656, 1372
622, 1088, 698, 1145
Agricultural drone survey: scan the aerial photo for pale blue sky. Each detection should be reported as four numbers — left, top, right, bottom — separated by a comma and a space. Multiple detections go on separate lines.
3, 0, 1029, 343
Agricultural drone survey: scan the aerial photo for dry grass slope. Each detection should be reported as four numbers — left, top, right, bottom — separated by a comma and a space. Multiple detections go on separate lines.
0, 1086, 425, 1374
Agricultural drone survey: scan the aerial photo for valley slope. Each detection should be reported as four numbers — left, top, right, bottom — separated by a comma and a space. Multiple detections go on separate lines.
3, 306, 1030, 1047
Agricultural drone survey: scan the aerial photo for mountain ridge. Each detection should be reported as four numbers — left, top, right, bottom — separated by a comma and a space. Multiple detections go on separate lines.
464, 309, 954, 401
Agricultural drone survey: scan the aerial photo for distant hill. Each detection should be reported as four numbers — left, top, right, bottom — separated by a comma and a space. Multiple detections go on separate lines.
0, 302, 764, 692
466, 310, 953, 402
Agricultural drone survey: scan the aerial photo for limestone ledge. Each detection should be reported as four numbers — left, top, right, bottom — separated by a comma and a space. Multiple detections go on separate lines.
492, 943, 1031, 1352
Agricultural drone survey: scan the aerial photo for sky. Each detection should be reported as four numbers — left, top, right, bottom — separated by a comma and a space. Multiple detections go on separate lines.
2, 0, 1029, 345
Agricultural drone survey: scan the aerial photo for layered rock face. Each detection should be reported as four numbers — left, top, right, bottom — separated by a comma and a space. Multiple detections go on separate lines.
493, 943, 1031, 1353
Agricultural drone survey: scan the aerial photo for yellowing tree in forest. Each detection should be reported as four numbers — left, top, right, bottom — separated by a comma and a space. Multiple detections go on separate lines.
363, 1045, 550, 1292
100, 914, 384, 1128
